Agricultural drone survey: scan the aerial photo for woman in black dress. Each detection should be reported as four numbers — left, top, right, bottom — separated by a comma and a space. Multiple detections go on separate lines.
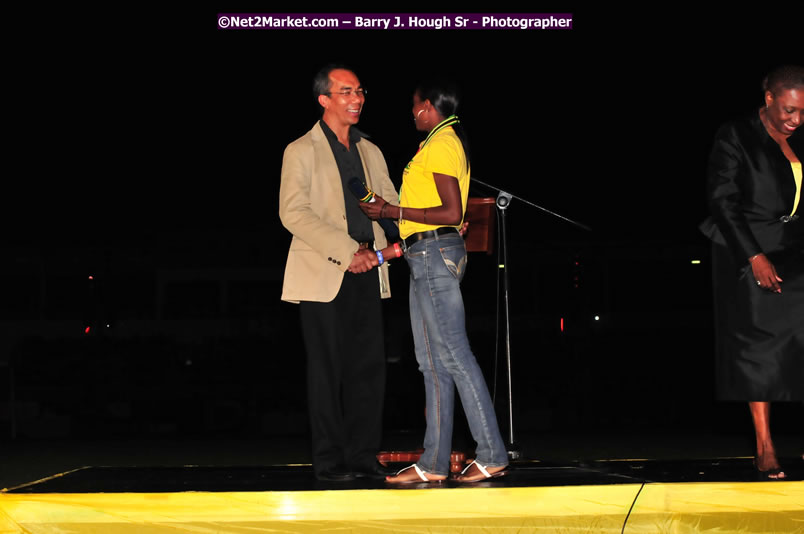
700, 64, 803, 479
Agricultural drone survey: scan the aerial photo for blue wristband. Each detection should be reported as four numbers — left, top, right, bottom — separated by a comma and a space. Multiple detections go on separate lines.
375, 250, 384, 265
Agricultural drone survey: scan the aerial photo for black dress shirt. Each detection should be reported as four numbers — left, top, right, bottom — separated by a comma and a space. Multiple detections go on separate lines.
319, 119, 374, 243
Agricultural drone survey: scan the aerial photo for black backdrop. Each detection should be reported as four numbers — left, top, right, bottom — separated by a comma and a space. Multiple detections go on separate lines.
4, 8, 801, 444
12, 9, 800, 242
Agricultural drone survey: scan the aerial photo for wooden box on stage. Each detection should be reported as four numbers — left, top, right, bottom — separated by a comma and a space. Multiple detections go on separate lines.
464, 197, 496, 254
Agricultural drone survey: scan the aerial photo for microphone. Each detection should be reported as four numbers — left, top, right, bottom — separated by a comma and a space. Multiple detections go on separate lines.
347, 177, 376, 203
347, 177, 400, 242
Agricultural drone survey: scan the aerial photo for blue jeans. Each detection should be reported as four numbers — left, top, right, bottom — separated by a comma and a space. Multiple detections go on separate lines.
405, 232, 508, 476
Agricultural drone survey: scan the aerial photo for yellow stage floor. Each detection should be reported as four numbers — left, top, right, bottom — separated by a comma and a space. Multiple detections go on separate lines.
2, 458, 803, 533
1, 482, 803, 533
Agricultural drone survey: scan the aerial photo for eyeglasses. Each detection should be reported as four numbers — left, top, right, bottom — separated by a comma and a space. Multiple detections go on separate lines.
325, 89, 367, 98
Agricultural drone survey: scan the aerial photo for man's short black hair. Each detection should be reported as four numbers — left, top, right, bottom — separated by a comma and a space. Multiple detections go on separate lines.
313, 63, 354, 105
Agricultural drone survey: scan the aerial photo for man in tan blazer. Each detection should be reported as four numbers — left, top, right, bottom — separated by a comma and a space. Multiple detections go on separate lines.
279, 65, 398, 482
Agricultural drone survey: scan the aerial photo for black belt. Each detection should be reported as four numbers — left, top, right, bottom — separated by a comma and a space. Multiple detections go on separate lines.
403, 227, 459, 249
357, 240, 374, 249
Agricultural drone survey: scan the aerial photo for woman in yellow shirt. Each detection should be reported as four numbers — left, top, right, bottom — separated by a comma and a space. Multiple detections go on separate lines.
360, 80, 509, 483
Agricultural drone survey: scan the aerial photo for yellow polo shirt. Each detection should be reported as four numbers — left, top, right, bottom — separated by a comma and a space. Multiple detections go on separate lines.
399, 127, 470, 239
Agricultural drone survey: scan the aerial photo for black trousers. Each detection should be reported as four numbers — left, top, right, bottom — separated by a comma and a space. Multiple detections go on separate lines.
299, 270, 386, 474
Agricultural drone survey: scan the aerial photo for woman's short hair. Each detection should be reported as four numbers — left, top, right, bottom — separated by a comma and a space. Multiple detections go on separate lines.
415, 79, 461, 118
762, 65, 804, 95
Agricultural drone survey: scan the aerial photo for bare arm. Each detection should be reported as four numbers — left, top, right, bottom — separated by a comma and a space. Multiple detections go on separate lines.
359, 173, 463, 226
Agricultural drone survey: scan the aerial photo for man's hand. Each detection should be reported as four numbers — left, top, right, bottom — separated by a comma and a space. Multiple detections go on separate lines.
348, 248, 379, 273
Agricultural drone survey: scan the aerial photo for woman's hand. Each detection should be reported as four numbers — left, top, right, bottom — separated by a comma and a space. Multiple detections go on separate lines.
751, 253, 783, 293
358, 194, 390, 220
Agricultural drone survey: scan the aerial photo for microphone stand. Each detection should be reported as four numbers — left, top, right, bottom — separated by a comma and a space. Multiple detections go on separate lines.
470, 178, 591, 460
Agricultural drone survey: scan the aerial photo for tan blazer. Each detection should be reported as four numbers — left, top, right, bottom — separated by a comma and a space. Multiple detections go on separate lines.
279, 122, 399, 303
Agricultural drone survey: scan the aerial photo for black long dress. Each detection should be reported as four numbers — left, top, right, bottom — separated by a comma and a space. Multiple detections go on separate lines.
699, 110, 803, 401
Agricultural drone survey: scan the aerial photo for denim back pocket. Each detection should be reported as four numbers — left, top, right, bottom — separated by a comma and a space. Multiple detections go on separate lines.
439, 243, 467, 281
